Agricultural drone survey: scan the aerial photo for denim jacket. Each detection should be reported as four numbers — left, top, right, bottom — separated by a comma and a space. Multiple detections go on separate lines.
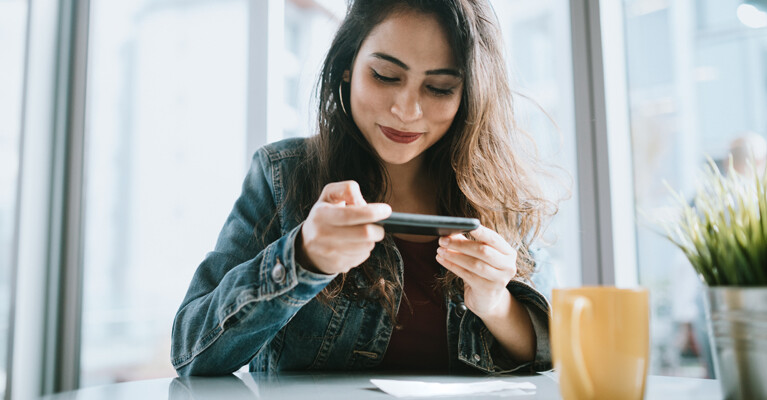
171, 138, 552, 376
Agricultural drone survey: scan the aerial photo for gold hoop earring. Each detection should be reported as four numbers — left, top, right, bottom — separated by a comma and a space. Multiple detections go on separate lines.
338, 81, 348, 116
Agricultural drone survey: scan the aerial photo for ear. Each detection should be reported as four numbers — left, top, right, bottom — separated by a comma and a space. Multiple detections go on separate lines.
342, 70, 350, 83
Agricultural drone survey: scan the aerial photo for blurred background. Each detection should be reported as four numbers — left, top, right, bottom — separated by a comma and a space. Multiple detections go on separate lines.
1, 0, 766, 396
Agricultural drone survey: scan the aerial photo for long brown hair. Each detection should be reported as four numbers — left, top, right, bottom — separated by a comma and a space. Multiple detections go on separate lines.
283, 0, 558, 314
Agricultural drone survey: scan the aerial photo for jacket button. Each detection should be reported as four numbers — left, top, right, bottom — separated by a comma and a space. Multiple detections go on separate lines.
473, 353, 481, 362
271, 260, 286, 283
455, 302, 467, 317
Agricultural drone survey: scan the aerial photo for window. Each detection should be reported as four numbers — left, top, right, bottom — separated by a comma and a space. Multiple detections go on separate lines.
0, 0, 28, 396
622, 0, 767, 377
80, 0, 249, 385
492, 0, 581, 292
79, 0, 344, 386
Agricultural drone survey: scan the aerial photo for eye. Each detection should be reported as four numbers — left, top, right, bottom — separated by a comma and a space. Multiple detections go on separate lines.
371, 69, 398, 83
427, 86, 455, 96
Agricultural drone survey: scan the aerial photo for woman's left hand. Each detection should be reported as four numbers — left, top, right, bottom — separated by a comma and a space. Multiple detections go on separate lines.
436, 225, 518, 319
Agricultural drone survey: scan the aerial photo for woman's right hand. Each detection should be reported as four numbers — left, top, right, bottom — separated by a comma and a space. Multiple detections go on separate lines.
296, 181, 392, 275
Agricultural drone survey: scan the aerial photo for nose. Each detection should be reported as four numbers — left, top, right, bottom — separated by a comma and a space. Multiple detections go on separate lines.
390, 88, 422, 123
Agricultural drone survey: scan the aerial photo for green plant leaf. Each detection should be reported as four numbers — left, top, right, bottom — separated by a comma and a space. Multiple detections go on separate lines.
654, 158, 767, 286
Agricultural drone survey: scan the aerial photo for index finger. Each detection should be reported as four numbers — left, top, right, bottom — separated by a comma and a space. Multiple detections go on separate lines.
318, 203, 392, 226
320, 181, 367, 206
452, 225, 516, 255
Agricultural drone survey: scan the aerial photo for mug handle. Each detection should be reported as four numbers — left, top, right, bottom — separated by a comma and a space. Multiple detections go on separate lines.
570, 296, 595, 399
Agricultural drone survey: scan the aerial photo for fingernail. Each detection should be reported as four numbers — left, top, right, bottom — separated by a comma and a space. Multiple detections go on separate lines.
439, 237, 449, 246
437, 247, 445, 255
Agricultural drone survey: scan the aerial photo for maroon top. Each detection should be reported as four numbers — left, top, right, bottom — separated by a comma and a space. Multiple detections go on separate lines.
379, 236, 449, 371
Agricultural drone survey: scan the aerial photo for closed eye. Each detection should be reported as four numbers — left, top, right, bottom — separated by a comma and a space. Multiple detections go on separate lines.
427, 86, 455, 96
371, 69, 398, 83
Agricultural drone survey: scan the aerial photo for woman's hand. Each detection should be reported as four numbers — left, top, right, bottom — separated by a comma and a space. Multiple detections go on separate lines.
435, 226, 518, 319
436, 226, 536, 363
296, 181, 392, 275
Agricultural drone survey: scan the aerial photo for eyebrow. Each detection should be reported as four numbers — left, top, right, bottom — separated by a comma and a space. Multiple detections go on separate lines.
371, 52, 462, 77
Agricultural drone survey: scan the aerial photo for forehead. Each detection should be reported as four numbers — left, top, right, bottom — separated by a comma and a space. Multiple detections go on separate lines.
358, 10, 457, 70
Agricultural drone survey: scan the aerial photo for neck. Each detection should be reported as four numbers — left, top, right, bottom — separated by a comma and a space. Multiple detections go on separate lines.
384, 155, 437, 215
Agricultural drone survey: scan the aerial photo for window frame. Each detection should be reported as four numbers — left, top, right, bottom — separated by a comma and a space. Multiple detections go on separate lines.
570, 0, 638, 286
9, 0, 90, 396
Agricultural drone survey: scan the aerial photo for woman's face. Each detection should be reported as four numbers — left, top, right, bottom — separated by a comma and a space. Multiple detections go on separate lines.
348, 9, 463, 167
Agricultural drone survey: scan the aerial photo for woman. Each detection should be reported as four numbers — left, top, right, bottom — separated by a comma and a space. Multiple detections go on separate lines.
171, 0, 556, 376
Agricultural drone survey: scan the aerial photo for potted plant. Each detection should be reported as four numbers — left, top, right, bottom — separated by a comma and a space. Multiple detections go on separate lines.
661, 160, 767, 400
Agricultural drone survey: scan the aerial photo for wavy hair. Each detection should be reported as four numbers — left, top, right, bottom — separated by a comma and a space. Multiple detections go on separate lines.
283, 0, 558, 316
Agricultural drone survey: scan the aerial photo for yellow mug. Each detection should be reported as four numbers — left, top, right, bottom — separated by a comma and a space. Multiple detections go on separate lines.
551, 287, 650, 400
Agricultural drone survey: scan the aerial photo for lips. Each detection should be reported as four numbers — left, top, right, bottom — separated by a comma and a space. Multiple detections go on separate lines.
379, 125, 423, 144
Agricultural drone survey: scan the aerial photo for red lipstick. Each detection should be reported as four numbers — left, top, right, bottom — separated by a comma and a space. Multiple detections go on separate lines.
379, 125, 423, 144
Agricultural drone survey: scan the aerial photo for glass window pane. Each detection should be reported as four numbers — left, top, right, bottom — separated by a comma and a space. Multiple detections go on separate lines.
623, 0, 767, 378
80, 0, 248, 386
282, 0, 345, 139
80, 0, 346, 386
0, 0, 28, 395
491, 0, 581, 292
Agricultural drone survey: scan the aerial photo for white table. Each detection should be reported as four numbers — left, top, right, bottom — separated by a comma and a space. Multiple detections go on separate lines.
40, 372, 722, 399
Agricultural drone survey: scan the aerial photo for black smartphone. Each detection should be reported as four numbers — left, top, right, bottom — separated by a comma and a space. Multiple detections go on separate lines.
375, 212, 480, 236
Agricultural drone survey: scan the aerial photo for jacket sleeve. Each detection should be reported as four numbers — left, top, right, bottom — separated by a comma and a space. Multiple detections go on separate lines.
457, 248, 553, 374
170, 148, 335, 376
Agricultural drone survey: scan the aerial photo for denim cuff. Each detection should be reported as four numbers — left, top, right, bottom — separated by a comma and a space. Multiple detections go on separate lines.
456, 280, 552, 374
509, 280, 552, 372
286, 222, 339, 285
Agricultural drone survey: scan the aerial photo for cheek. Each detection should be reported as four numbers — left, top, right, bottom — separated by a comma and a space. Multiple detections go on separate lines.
350, 78, 390, 118
427, 97, 461, 125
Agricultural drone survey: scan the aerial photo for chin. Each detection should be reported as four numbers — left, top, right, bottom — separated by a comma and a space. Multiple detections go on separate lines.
378, 151, 418, 165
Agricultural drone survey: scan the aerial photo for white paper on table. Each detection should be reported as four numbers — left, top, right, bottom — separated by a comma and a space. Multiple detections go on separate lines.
370, 379, 536, 398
